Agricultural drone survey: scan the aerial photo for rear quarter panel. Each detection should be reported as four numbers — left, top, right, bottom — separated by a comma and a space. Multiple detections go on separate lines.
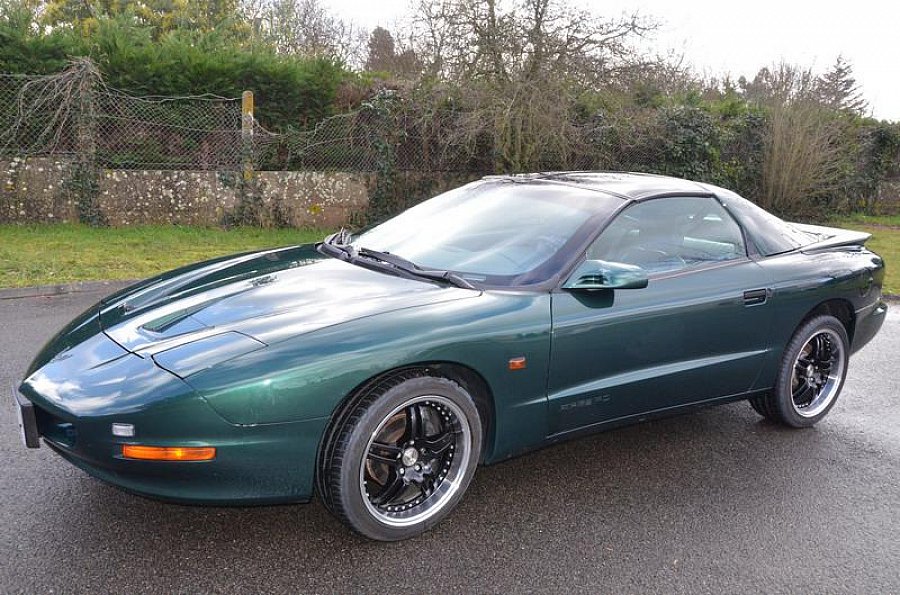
754, 246, 886, 389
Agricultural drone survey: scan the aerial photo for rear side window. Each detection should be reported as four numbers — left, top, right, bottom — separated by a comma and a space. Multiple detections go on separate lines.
587, 196, 747, 274
710, 187, 819, 255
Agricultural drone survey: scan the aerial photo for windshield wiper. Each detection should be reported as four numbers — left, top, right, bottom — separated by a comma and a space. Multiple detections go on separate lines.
317, 232, 475, 290
356, 248, 475, 289
319, 229, 356, 260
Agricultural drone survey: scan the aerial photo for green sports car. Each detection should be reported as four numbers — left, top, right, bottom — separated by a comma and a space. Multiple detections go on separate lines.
13, 172, 887, 540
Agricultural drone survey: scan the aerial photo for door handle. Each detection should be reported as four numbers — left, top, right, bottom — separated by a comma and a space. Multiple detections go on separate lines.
743, 288, 768, 306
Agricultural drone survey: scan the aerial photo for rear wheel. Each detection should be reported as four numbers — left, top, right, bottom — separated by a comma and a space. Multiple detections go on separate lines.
750, 314, 849, 427
320, 373, 482, 541
748, 394, 773, 419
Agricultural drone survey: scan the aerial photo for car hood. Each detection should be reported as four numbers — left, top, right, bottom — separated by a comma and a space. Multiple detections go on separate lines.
25, 244, 479, 378
96, 244, 479, 356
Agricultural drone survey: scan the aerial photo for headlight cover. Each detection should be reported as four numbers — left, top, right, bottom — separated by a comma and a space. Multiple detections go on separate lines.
151, 331, 266, 379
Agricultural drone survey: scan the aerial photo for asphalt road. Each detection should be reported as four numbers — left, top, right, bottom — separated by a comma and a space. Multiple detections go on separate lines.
1, 284, 898, 594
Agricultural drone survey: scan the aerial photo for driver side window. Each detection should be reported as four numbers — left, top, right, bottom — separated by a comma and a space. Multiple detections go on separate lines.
587, 196, 746, 275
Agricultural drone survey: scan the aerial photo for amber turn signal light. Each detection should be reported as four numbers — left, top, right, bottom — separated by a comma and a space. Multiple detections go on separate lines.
508, 356, 527, 370
122, 445, 216, 461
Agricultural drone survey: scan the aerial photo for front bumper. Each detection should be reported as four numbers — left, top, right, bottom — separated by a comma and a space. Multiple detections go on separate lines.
15, 383, 328, 505
15, 329, 328, 505
40, 411, 326, 505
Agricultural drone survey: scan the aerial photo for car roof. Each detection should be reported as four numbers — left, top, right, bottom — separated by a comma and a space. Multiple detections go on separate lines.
483, 171, 712, 201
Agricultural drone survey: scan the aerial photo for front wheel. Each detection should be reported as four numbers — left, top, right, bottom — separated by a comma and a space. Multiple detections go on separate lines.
320, 373, 483, 541
750, 314, 850, 427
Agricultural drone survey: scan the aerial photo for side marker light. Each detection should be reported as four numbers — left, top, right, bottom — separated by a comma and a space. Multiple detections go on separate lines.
508, 356, 527, 371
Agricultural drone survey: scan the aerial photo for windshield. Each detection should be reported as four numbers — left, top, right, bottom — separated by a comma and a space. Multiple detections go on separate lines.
353, 179, 623, 287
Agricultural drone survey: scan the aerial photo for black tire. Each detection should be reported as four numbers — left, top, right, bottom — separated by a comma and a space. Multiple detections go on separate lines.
750, 314, 850, 428
320, 372, 483, 541
748, 394, 775, 420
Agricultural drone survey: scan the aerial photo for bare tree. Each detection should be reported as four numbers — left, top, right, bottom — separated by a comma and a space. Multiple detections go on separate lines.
752, 64, 848, 215
246, 0, 367, 66
402, 0, 654, 172
408, 0, 653, 84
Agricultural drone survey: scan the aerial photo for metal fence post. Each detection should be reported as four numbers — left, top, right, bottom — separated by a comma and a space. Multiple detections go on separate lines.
242, 90, 254, 180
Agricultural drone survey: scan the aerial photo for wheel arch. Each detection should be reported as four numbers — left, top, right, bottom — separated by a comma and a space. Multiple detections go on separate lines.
751, 297, 854, 427
315, 360, 496, 506
799, 298, 856, 344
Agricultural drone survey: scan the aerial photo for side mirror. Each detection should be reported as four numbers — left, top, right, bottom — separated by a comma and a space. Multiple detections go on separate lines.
562, 260, 649, 291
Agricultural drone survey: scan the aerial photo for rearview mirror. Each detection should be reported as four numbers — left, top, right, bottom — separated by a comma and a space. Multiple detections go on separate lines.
562, 260, 649, 291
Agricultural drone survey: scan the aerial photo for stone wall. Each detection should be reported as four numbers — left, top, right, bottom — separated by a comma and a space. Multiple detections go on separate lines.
1, 157, 76, 223
0, 157, 370, 227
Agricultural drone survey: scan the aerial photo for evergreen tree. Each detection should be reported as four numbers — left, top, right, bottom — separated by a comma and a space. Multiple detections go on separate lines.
816, 56, 867, 115
365, 27, 396, 72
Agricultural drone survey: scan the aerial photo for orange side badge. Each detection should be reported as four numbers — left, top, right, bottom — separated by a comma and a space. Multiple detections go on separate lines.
508, 356, 527, 370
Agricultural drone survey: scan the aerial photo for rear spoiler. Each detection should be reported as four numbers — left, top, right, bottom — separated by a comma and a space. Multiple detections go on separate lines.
791, 223, 872, 253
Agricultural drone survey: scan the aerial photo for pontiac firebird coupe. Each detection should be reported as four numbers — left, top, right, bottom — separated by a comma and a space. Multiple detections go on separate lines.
13, 172, 887, 540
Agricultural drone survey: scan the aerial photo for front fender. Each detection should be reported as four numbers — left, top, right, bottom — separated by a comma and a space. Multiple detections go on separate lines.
185, 292, 552, 463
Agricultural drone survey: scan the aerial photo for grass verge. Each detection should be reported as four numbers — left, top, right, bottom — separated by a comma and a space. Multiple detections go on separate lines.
834, 213, 900, 228
0, 224, 328, 288
0, 219, 896, 295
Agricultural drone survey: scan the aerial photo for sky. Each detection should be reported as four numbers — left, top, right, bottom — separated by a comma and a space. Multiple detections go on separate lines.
325, 0, 900, 121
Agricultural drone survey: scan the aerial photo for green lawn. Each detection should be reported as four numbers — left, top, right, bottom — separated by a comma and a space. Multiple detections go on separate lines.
832, 216, 899, 296
834, 213, 900, 228
0, 219, 897, 295
0, 224, 328, 288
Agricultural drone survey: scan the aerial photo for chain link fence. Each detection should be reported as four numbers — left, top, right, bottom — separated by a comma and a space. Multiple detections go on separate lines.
0, 62, 654, 175
0, 72, 79, 156
251, 99, 661, 175
2, 60, 897, 226
1, 65, 246, 171
96, 90, 244, 171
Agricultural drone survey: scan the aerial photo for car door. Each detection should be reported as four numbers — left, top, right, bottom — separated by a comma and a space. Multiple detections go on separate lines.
548, 195, 774, 435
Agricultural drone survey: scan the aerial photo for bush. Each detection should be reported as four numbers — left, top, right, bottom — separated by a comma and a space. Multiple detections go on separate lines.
0, 6, 81, 73
655, 105, 722, 182
1, 4, 897, 220
0, 11, 347, 130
